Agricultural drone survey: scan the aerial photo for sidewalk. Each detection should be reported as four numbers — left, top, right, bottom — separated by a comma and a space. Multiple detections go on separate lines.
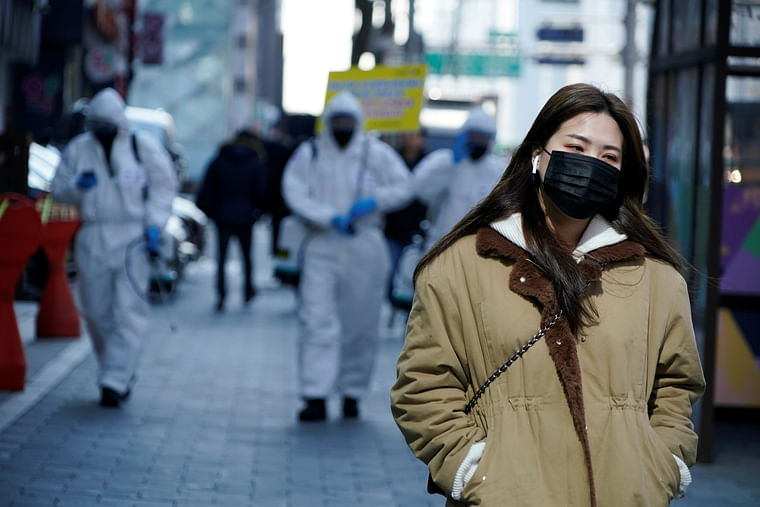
1, 251, 438, 506
1, 232, 758, 506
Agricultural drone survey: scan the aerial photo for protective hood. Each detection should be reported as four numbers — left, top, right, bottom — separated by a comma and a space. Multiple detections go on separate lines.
322, 91, 365, 133
87, 87, 128, 129
461, 107, 496, 136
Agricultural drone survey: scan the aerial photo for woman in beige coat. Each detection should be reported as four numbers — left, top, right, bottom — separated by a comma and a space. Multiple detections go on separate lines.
390, 83, 705, 507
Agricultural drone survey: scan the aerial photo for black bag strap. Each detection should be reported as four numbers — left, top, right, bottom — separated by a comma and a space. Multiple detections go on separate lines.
131, 133, 141, 164
464, 310, 563, 414
130, 133, 150, 201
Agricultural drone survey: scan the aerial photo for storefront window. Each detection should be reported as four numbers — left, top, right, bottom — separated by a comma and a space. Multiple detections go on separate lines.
728, 56, 760, 69
647, 74, 668, 223
730, 1, 760, 46
665, 68, 699, 257
716, 74, 760, 409
692, 65, 715, 331
721, 75, 760, 295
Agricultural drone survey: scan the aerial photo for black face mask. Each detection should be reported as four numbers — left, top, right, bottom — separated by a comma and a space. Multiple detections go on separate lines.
542, 149, 620, 219
91, 123, 118, 148
332, 127, 354, 148
467, 142, 488, 160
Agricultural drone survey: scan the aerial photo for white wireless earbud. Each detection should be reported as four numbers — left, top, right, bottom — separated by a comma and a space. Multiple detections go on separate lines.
532, 155, 540, 174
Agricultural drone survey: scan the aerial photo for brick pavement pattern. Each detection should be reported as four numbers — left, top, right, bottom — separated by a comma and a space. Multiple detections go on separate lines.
2, 254, 759, 506
0, 261, 440, 507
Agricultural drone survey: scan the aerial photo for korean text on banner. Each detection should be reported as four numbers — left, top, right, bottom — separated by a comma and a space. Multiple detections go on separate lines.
324, 64, 427, 133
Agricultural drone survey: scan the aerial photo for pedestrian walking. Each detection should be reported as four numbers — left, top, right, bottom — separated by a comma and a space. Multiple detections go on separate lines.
383, 129, 429, 307
412, 107, 504, 250
262, 114, 316, 259
195, 129, 268, 312
390, 83, 705, 506
282, 91, 411, 421
52, 87, 177, 408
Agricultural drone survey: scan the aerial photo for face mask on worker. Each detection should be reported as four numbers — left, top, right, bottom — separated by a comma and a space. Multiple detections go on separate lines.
467, 142, 489, 160
330, 113, 357, 149
332, 127, 354, 148
541, 149, 620, 219
464, 131, 491, 161
88, 119, 119, 145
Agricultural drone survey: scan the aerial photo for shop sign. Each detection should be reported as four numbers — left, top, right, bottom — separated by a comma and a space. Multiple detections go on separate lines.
323, 64, 427, 132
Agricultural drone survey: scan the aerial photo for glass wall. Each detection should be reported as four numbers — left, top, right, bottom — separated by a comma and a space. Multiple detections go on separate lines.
730, 2, 760, 46
666, 68, 699, 258
716, 76, 760, 407
692, 65, 715, 355
648, 0, 760, 461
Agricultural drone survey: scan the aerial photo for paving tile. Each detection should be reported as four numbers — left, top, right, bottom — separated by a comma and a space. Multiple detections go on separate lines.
4, 249, 759, 507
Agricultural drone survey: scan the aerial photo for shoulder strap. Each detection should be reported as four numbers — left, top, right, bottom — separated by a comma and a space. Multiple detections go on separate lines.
130, 132, 150, 201
464, 311, 563, 414
131, 133, 141, 164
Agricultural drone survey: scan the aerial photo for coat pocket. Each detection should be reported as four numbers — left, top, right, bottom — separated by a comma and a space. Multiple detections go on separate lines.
458, 436, 494, 504
644, 426, 680, 500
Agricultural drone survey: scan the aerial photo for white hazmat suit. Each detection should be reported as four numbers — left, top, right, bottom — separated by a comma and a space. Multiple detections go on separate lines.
52, 88, 177, 397
414, 108, 505, 247
282, 91, 411, 404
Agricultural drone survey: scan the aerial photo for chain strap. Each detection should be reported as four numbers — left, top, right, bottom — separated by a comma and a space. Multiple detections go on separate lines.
464, 310, 563, 415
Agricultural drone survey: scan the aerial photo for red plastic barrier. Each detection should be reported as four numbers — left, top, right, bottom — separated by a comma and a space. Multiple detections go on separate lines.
35, 203, 81, 338
0, 193, 42, 390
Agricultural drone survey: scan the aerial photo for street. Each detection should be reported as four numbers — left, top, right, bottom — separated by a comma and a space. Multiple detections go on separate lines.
1, 223, 758, 507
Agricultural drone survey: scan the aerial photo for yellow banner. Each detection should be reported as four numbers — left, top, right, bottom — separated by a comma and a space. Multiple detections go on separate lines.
323, 64, 427, 133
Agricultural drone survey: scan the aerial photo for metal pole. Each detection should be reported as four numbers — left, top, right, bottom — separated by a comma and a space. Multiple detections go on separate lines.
449, 0, 463, 76
407, 0, 415, 62
409, 0, 415, 37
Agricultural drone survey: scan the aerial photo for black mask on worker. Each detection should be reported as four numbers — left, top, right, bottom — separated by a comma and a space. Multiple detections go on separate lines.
332, 127, 354, 148
541, 149, 620, 219
467, 142, 488, 161
90, 122, 118, 150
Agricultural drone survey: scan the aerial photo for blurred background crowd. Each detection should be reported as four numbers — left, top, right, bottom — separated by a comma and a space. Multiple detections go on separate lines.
0, 0, 758, 464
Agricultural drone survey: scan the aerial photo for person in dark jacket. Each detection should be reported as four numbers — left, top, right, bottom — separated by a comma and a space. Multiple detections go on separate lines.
196, 129, 268, 312
383, 129, 429, 304
264, 113, 316, 257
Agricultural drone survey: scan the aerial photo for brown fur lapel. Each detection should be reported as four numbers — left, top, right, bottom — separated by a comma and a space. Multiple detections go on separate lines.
475, 226, 645, 507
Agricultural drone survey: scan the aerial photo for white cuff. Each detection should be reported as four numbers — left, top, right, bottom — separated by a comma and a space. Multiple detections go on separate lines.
673, 453, 691, 498
451, 442, 485, 500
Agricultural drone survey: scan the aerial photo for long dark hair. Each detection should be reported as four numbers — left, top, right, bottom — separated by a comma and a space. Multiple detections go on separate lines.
415, 83, 683, 334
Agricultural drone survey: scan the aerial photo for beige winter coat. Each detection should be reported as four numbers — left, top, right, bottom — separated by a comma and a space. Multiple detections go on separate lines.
391, 224, 705, 507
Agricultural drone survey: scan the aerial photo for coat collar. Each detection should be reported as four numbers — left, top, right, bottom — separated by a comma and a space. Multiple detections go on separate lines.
474, 216, 645, 507
477, 216, 645, 310
490, 213, 628, 262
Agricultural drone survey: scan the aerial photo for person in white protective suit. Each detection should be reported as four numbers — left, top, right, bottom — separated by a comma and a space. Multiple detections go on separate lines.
413, 107, 505, 249
52, 88, 177, 408
282, 91, 412, 421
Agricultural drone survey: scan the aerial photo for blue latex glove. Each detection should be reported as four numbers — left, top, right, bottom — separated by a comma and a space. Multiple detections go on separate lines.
349, 197, 377, 220
145, 225, 161, 257
76, 171, 98, 190
452, 131, 468, 164
330, 215, 355, 236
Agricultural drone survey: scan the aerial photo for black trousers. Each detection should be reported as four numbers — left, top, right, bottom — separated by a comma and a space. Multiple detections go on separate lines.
216, 222, 254, 300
